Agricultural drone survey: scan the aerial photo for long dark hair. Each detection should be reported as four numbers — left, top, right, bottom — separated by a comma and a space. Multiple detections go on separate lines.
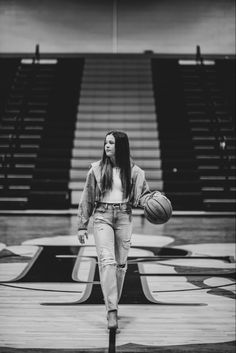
100, 130, 131, 198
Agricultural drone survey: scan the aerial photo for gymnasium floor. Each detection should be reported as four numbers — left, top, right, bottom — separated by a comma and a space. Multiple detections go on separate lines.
0, 212, 235, 352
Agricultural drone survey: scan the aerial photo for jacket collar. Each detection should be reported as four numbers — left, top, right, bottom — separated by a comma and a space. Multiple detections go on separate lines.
91, 161, 102, 189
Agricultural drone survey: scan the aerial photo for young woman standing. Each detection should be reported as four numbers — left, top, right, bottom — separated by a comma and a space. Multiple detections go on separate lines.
77, 130, 150, 329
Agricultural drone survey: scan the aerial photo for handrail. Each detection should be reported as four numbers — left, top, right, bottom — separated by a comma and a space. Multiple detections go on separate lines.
196, 45, 203, 65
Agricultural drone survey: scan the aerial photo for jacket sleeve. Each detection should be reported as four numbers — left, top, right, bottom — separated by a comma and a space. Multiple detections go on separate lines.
77, 168, 96, 230
133, 169, 151, 208
138, 177, 151, 208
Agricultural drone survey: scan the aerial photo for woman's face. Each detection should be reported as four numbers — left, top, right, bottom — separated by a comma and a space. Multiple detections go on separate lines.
104, 134, 115, 158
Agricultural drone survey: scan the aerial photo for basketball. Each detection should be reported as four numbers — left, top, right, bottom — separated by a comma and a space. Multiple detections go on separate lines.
144, 192, 172, 224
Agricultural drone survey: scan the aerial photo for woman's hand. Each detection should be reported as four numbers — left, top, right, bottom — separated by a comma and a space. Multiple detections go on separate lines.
78, 229, 88, 244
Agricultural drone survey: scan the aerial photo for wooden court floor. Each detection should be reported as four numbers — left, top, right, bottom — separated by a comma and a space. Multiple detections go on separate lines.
0, 213, 235, 353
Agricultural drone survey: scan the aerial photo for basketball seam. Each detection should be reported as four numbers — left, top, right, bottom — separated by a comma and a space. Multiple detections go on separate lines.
153, 199, 168, 219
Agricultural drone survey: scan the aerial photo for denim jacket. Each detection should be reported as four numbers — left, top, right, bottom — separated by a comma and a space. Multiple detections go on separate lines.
77, 160, 151, 230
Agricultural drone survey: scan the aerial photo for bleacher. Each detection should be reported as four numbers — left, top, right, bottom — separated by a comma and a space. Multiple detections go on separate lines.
0, 58, 84, 209
0, 53, 235, 212
152, 58, 235, 211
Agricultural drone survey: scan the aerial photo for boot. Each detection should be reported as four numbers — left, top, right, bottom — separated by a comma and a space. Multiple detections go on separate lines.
107, 310, 118, 329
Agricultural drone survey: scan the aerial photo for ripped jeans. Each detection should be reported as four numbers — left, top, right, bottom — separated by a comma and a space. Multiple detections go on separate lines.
93, 202, 132, 312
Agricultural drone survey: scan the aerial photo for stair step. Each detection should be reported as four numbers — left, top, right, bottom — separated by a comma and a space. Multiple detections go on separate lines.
194, 146, 235, 151
202, 187, 224, 191
70, 159, 161, 169
78, 105, 155, 113
193, 142, 235, 148
73, 139, 160, 149
80, 90, 153, 97
9, 153, 37, 158
0, 196, 28, 203
8, 185, 31, 190
83, 77, 152, 83
193, 136, 236, 141
81, 83, 153, 90
69, 169, 162, 181
79, 97, 154, 104
0, 136, 42, 143
77, 113, 156, 120
0, 197, 28, 202
191, 127, 233, 132
0, 133, 41, 139
203, 199, 236, 211
75, 121, 157, 130
1, 117, 46, 123
0, 175, 33, 181
74, 130, 158, 139
198, 165, 236, 171
196, 155, 235, 160
71, 149, 160, 159
204, 198, 236, 203
200, 176, 236, 180
190, 118, 231, 123
0, 128, 43, 134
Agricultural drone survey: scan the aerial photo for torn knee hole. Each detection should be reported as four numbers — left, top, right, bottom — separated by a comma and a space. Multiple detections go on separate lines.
99, 248, 116, 267
117, 263, 127, 272
117, 263, 126, 268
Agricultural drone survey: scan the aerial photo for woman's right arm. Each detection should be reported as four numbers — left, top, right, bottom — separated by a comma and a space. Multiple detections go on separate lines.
77, 168, 96, 242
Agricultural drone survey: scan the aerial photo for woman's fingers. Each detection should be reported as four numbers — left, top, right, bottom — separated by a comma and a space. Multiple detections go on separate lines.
78, 231, 88, 244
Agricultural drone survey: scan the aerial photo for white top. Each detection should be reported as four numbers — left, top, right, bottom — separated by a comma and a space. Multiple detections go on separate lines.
101, 167, 127, 203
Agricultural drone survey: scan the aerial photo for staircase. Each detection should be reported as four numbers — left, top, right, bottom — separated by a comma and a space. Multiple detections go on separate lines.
69, 56, 162, 206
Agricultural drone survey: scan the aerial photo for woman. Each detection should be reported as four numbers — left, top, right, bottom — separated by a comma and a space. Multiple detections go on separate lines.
77, 130, 150, 330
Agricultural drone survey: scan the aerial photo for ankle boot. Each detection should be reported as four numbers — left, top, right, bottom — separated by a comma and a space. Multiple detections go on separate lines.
107, 310, 118, 329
